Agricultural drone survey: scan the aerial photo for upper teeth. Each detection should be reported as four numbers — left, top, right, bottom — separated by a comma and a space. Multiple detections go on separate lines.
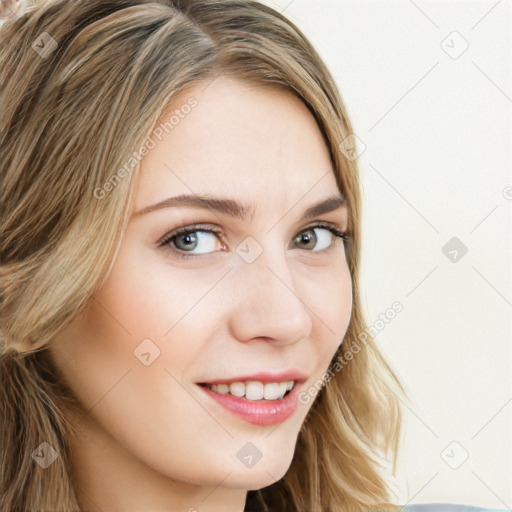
209, 380, 295, 401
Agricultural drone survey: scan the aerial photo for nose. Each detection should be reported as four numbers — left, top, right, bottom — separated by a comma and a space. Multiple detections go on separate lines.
227, 244, 313, 347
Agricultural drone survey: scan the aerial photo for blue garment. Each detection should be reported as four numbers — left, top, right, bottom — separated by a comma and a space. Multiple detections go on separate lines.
244, 491, 510, 512
403, 504, 508, 512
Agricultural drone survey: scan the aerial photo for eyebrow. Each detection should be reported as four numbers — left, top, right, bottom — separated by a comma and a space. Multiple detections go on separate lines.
131, 193, 346, 222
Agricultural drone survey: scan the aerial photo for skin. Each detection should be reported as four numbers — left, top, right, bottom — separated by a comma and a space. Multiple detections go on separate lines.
48, 76, 353, 512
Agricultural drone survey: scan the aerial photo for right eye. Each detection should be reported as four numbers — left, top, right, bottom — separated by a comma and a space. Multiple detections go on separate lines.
158, 225, 226, 259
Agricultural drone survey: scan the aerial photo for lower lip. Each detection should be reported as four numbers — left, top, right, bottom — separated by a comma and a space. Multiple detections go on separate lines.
197, 383, 302, 426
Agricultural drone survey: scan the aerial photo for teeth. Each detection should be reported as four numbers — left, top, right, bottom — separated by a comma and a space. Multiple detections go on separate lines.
214, 383, 230, 395
263, 382, 287, 400
209, 380, 295, 401
229, 382, 245, 397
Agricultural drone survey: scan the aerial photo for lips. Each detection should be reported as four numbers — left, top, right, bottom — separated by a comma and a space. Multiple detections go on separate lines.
197, 369, 308, 386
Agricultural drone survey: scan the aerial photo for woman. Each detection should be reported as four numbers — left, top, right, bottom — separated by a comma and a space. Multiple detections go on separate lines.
0, 1, 405, 510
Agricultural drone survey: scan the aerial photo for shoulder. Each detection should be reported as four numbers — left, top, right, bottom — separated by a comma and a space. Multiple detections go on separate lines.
402, 504, 507, 512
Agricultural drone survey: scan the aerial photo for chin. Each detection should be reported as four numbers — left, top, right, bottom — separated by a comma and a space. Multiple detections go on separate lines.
221, 467, 287, 491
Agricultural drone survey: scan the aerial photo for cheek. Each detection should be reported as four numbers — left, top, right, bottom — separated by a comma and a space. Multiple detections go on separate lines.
307, 260, 352, 341
55, 245, 221, 424
305, 262, 353, 381
97, 242, 223, 342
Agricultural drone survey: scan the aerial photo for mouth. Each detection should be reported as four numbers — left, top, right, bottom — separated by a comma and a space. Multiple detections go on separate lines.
195, 371, 308, 426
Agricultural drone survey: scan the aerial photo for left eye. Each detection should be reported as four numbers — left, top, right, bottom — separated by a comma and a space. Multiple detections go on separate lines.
158, 223, 347, 259
292, 227, 341, 251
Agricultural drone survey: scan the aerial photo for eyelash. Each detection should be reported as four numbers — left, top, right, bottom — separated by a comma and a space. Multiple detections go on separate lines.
157, 221, 350, 260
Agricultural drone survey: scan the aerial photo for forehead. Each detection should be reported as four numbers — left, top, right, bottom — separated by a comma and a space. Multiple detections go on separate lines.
133, 76, 339, 215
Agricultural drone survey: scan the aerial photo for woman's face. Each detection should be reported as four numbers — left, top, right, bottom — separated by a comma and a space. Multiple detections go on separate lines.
49, 76, 352, 509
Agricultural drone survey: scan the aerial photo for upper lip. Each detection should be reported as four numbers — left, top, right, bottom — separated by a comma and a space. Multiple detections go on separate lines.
198, 370, 308, 386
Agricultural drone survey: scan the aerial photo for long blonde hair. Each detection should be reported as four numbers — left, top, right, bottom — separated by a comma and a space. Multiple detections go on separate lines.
0, 1, 405, 510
